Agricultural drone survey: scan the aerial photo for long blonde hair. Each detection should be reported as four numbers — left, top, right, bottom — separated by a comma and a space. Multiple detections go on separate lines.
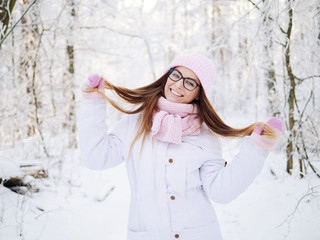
85, 72, 279, 152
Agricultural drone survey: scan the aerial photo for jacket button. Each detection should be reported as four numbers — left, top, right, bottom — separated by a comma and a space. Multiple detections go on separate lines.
174, 233, 180, 238
170, 195, 175, 200
168, 158, 173, 164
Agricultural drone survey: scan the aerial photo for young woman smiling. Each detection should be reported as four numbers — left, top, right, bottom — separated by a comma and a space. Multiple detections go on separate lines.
79, 53, 282, 240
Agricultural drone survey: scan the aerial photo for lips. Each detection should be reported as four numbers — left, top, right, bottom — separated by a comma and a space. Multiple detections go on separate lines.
170, 88, 183, 97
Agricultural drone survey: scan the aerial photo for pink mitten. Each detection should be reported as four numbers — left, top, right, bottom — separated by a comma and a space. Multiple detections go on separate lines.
251, 117, 283, 152
81, 74, 105, 99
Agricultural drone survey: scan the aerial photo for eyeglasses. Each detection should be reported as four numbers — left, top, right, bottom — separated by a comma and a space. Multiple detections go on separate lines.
168, 68, 200, 91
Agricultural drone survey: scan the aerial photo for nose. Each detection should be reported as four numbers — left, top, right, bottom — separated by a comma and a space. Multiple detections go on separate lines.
174, 79, 184, 89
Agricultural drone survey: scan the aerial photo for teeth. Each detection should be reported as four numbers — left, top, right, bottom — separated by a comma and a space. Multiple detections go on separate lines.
171, 89, 183, 97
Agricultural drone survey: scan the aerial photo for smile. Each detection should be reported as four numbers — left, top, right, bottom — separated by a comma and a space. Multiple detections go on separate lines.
170, 88, 183, 97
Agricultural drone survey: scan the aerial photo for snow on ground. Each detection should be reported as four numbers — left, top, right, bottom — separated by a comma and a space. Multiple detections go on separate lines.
215, 172, 320, 240
0, 162, 130, 240
1, 147, 320, 240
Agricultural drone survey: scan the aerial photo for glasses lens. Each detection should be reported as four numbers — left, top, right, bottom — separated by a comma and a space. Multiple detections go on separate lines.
169, 69, 181, 81
184, 79, 197, 91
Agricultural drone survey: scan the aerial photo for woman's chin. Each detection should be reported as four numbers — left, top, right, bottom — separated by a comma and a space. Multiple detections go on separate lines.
166, 96, 183, 103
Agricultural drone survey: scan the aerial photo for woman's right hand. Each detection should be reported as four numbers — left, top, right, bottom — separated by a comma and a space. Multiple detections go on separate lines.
81, 74, 105, 99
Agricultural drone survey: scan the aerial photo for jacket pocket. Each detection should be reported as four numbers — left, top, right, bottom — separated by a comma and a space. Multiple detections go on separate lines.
127, 228, 149, 240
182, 223, 222, 240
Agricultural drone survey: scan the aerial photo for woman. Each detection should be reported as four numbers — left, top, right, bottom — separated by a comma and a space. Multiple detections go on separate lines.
79, 53, 282, 240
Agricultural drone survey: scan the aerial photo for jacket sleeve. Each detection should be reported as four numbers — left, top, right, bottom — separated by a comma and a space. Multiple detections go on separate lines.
200, 137, 268, 204
78, 99, 131, 170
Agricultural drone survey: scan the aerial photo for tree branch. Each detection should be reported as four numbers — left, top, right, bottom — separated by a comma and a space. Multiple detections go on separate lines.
276, 186, 320, 231
293, 90, 320, 178
296, 74, 320, 83
31, 28, 49, 157
79, 25, 142, 38
247, 0, 286, 33
0, 0, 37, 47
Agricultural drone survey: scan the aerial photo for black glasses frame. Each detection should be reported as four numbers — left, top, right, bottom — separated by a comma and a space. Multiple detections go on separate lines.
168, 68, 201, 91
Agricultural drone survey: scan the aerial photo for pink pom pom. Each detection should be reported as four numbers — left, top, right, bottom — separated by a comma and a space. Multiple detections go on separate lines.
266, 117, 283, 133
88, 74, 101, 88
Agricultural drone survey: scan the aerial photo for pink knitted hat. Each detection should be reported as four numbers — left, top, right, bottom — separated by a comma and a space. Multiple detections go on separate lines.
164, 53, 215, 93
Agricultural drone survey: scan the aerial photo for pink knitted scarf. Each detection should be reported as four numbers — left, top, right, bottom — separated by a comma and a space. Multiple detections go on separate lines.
151, 97, 202, 144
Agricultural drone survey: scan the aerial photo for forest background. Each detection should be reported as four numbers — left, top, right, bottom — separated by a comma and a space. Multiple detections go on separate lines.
0, 0, 319, 239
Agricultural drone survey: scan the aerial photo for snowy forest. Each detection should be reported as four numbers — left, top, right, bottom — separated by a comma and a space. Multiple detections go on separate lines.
0, 0, 319, 239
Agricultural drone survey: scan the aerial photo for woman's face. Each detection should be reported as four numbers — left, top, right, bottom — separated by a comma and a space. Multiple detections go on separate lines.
164, 66, 201, 104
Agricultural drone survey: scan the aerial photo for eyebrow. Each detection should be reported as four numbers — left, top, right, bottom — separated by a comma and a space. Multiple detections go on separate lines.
174, 68, 198, 83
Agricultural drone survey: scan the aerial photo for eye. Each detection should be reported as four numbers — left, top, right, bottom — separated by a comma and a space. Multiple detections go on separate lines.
185, 79, 196, 87
172, 73, 180, 78
171, 70, 181, 80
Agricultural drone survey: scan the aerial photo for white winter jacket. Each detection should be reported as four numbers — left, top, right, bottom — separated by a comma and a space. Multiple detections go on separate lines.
78, 99, 268, 240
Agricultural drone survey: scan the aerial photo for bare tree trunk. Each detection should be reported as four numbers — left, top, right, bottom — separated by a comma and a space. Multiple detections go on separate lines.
11, 25, 15, 86
284, 0, 296, 175
19, 1, 49, 156
64, 0, 77, 149
317, 3, 320, 45
19, 0, 38, 139
261, 0, 278, 117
